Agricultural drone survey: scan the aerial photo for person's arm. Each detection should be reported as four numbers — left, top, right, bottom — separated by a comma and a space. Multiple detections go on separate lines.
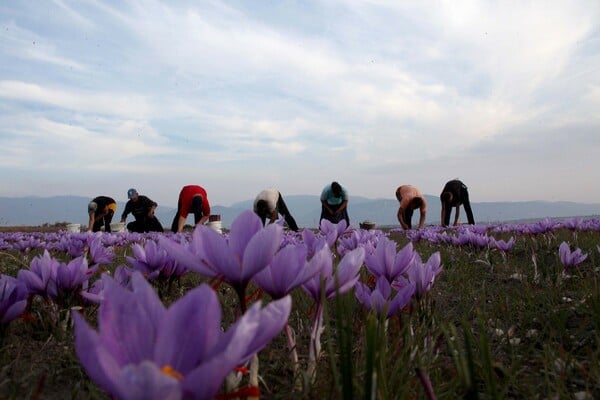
269, 210, 278, 224
418, 208, 427, 229
120, 202, 129, 223
195, 215, 209, 228
440, 202, 447, 227
148, 201, 157, 218
321, 199, 334, 215
336, 200, 348, 214
177, 215, 187, 233
397, 207, 409, 230
87, 213, 94, 231
453, 206, 460, 226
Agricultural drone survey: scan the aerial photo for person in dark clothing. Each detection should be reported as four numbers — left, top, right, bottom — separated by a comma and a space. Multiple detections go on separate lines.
87, 196, 117, 232
320, 181, 350, 226
253, 188, 299, 232
120, 188, 164, 233
440, 179, 475, 227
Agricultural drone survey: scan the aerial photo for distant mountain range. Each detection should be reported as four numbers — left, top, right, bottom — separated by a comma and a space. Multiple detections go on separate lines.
1, 195, 598, 229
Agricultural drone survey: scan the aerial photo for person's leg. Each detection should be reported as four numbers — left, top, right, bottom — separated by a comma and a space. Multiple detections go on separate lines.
127, 220, 144, 233
191, 196, 203, 224
404, 208, 414, 229
147, 216, 164, 232
320, 203, 332, 223
92, 213, 103, 232
170, 203, 181, 232
276, 193, 299, 231
104, 211, 114, 233
462, 188, 475, 225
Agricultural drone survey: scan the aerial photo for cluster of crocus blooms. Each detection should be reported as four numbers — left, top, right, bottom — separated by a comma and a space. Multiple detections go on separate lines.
0, 274, 28, 326
73, 272, 291, 400
558, 241, 588, 270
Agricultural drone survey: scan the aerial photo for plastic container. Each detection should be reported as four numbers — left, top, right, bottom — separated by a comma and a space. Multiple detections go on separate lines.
66, 223, 81, 233
110, 222, 126, 232
207, 220, 223, 234
359, 221, 376, 230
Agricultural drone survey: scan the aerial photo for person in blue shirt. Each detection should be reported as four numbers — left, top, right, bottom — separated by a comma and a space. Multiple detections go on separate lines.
320, 181, 349, 226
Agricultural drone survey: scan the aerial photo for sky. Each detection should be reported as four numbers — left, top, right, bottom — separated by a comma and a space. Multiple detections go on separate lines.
1, 0, 599, 209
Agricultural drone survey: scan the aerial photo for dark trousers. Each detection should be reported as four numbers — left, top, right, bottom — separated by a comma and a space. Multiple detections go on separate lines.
320, 202, 350, 226
276, 194, 299, 232
127, 216, 164, 233
443, 186, 475, 226
403, 207, 415, 229
92, 211, 113, 232
170, 197, 204, 232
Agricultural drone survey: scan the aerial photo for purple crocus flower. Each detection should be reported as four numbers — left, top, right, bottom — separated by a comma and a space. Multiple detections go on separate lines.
252, 244, 322, 299
302, 246, 365, 301
81, 266, 134, 304
319, 219, 349, 248
17, 250, 59, 299
127, 240, 185, 281
364, 238, 416, 283
1, 274, 28, 324
56, 256, 91, 292
162, 211, 282, 294
355, 275, 415, 318
558, 242, 588, 269
301, 228, 328, 259
88, 235, 115, 268
399, 252, 443, 299
491, 237, 516, 252
73, 272, 291, 400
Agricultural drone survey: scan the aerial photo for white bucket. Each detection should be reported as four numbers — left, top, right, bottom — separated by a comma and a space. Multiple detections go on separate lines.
207, 221, 222, 234
110, 222, 126, 232
66, 223, 80, 233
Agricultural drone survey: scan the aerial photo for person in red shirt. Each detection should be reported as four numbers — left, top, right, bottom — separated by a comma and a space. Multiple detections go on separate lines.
170, 185, 211, 233
395, 185, 427, 230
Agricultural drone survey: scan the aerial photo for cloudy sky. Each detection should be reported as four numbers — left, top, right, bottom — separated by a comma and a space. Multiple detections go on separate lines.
1, 1, 599, 208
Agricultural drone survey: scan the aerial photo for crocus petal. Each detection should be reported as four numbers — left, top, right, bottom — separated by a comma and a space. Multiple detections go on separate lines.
228, 210, 263, 260
113, 361, 182, 400
240, 224, 283, 283
155, 285, 222, 375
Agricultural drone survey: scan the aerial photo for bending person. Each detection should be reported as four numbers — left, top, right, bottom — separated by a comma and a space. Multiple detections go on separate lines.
87, 196, 117, 232
440, 179, 475, 226
120, 188, 164, 233
253, 188, 299, 232
171, 185, 211, 233
320, 181, 350, 226
395, 185, 427, 230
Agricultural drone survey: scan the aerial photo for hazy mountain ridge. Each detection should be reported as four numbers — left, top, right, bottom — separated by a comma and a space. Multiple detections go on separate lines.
1, 195, 598, 229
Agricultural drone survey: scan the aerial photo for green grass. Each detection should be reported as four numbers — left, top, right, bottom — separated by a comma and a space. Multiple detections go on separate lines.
0, 227, 598, 399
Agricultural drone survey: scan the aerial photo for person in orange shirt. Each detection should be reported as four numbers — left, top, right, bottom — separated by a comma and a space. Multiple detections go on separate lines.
395, 185, 427, 229
87, 196, 117, 232
171, 185, 211, 233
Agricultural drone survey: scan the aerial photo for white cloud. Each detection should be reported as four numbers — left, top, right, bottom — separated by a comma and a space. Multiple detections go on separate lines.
0, 0, 599, 205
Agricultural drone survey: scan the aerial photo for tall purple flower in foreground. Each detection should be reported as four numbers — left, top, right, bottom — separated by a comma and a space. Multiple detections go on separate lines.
319, 219, 349, 248
355, 276, 415, 318
398, 252, 443, 299
559, 242, 588, 270
127, 240, 185, 281
73, 272, 291, 400
364, 238, 416, 283
302, 246, 365, 301
161, 211, 282, 309
252, 244, 321, 299
17, 250, 59, 299
1, 274, 28, 324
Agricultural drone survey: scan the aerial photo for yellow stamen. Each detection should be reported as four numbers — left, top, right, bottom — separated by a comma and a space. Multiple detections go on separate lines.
161, 365, 184, 381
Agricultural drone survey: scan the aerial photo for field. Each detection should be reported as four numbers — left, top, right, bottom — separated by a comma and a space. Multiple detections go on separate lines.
0, 214, 598, 399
